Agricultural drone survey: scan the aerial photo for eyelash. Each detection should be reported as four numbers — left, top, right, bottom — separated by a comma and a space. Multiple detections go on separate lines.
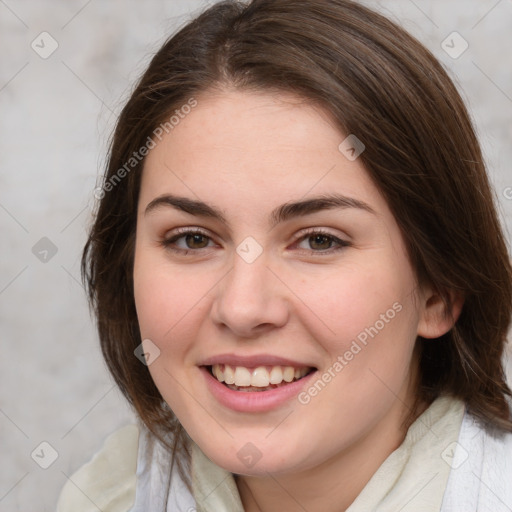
160, 227, 350, 256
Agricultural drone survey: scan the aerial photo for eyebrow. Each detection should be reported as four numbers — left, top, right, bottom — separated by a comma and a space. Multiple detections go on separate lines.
144, 193, 375, 228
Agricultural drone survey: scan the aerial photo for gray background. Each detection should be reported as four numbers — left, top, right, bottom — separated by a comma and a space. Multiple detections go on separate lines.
1, 0, 511, 510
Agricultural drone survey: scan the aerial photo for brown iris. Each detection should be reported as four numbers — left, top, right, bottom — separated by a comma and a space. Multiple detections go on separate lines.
308, 234, 333, 251
185, 233, 209, 249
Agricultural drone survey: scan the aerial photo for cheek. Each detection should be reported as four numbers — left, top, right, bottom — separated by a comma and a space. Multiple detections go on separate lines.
133, 255, 212, 416
133, 252, 211, 343
289, 257, 421, 407
290, 259, 416, 348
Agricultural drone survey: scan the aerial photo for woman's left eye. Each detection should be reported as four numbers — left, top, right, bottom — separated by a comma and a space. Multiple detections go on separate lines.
294, 230, 350, 253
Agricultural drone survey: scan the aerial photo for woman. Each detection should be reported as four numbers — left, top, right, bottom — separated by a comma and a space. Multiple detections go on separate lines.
58, 0, 512, 510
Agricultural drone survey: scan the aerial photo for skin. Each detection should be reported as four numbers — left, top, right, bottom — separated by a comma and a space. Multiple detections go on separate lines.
133, 89, 461, 511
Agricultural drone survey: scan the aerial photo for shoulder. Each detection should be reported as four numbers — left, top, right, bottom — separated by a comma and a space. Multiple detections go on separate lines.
56, 424, 139, 512
441, 410, 512, 512
467, 412, 512, 469
480, 418, 512, 478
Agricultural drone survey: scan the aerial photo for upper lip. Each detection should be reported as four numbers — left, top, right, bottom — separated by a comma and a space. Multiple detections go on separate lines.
200, 354, 316, 369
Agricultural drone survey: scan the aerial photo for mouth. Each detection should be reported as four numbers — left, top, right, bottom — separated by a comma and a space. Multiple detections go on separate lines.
205, 364, 316, 392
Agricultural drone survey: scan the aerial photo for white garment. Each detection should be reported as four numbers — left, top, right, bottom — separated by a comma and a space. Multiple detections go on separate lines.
56, 424, 138, 512
440, 413, 512, 512
129, 428, 196, 512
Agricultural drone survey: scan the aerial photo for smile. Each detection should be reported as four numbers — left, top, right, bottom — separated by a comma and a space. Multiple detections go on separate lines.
209, 364, 314, 391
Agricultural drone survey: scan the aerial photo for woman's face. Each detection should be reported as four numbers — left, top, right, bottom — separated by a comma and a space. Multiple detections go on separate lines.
133, 89, 438, 476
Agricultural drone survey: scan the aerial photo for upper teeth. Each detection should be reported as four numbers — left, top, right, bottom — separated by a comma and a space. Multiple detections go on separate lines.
212, 364, 310, 387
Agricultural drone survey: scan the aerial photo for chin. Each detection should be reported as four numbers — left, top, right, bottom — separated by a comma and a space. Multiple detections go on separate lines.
197, 436, 315, 477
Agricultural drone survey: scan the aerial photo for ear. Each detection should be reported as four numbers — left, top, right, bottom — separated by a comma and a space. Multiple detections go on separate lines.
417, 287, 464, 339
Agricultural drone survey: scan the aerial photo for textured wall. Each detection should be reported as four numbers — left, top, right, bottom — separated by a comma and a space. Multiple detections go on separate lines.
1, 0, 511, 509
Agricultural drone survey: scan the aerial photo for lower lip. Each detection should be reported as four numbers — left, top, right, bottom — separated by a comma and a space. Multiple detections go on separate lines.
200, 366, 317, 413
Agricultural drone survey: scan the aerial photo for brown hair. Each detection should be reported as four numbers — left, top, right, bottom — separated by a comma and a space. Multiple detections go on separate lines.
82, 0, 512, 474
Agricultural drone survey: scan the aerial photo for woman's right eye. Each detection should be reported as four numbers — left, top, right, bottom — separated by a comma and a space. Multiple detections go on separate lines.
161, 228, 216, 254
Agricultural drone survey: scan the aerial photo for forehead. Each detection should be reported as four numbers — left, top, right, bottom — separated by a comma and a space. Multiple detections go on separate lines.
139, 89, 385, 217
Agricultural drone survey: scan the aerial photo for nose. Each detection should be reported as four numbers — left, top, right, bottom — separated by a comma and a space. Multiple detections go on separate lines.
210, 251, 290, 338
